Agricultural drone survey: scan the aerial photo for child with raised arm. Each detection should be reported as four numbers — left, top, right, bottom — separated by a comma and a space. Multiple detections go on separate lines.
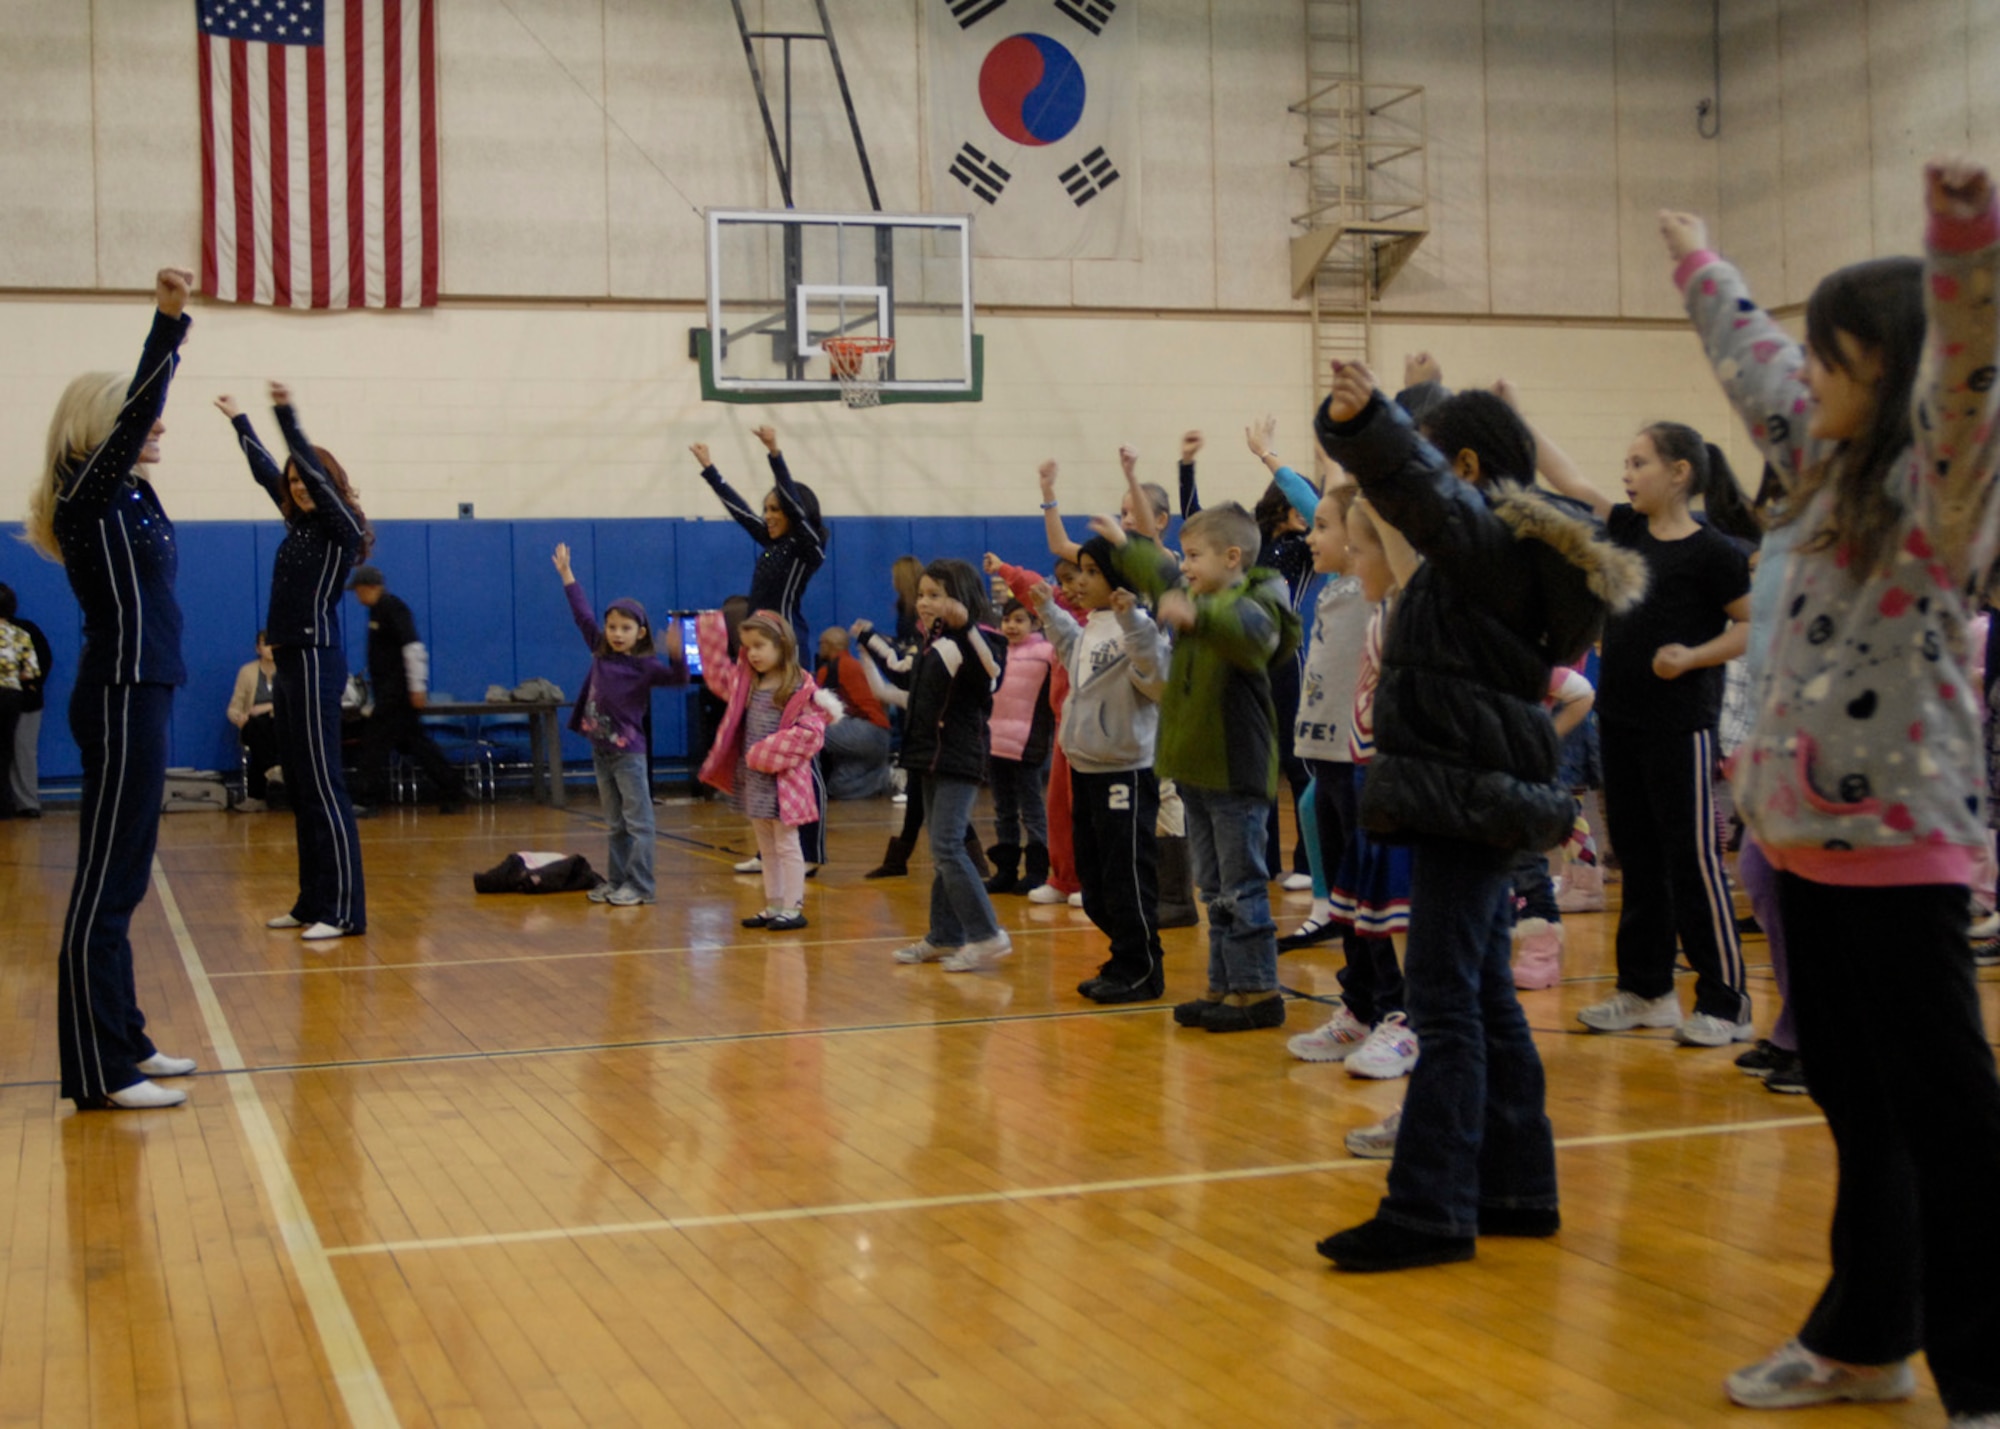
698, 608, 834, 931
977, 573, 1057, 895
554, 544, 686, 907
1287, 494, 1419, 1094
1056, 450, 1200, 923
1313, 371, 1644, 1272
891, 560, 1014, 972
1503, 391, 1755, 1045
1002, 538, 1168, 1001
1113, 504, 1302, 1030
1669, 160, 2000, 1423
1278, 482, 1368, 950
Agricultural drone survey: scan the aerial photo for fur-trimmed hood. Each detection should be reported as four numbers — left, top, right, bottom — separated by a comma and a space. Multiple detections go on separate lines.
1491, 484, 1650, 614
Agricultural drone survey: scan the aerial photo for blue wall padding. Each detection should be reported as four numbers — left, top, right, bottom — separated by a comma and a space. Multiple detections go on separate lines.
0, 512, 1133, 782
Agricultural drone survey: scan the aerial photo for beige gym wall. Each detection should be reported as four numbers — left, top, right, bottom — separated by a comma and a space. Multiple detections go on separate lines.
0, 0, 1985, 522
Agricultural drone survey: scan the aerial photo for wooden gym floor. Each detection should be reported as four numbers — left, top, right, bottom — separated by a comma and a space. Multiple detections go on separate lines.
2, 792, 1996, 1428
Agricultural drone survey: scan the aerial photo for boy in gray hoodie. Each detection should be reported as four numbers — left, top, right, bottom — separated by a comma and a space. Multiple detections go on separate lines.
1007, 535, 1167, 1002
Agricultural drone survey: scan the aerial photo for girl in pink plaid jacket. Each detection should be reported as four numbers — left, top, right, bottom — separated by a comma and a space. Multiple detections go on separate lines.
698, 609, 839, 932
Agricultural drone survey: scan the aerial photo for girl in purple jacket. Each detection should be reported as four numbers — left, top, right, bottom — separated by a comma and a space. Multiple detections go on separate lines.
553, 544, 685, 907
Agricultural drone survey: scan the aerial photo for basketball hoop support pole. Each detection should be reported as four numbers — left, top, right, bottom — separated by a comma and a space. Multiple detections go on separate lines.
728, 0, 883, 212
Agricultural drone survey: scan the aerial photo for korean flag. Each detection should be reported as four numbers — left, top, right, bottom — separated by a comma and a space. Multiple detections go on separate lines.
928, 0, 1139, 260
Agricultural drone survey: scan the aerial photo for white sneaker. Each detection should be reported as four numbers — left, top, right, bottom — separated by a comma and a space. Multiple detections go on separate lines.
1346, 1012, 1419, 1079
1970, 905, 2000, 941
942, 932, 1014, 972
894, 938, 950, 964
136, 1053, 197, 1077
890, 792, 908, 805
1674, 1011, 1756, 1047
1280, 872, 1314, 893
1286, 1002, 1370, 1062
1067, 891, 1083, 908
1577, 989, 1682, 1032
300, 922, 352, 941
107, 1079, 187, 1109
587, 883, 614, 903
1024, 884, 1063, 904
266, 913, 303, 929
1724, 1339, 1915, 1409
1345, 1107, 1402, 1159
733, 855, 762, 874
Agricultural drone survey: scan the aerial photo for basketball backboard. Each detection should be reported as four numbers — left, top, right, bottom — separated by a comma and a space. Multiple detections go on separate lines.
698, 209, 980, 404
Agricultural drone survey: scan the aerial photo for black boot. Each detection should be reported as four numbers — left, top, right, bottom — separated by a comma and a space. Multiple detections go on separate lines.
983, 842, 1022, 895
1156, 834, 1199, 929
963, 826, 991, 878
1020, 841, 1050, 895
865, 835, 914, 880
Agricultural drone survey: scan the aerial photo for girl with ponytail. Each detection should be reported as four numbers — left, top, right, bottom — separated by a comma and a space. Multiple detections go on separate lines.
1522, 405, 1756, 1050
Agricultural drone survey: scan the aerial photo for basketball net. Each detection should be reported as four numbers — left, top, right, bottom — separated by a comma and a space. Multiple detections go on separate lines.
824, 336, 895, 409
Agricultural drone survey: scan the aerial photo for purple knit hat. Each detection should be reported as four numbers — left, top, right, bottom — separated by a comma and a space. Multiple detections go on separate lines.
605, 596, 649, 629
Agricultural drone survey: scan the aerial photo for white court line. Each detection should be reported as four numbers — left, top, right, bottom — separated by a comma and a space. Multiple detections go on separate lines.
153, 860, 401, 1428
207, 923, 1097, 978
329, 1113, 1825, 1260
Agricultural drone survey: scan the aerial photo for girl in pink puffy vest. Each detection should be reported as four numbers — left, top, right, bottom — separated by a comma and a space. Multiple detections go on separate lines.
982, 598, 1057, 894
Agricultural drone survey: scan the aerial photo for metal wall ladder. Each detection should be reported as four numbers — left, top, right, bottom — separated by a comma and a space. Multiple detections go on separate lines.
1290, 0, 1429, 402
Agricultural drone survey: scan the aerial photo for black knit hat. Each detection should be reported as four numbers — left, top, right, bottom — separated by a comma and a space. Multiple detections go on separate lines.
1076, 535, 1133, 593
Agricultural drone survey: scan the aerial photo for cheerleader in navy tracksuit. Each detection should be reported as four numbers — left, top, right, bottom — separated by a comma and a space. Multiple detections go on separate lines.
690, 425, 830, 863
218, 383, 372, 941
24, 268, 201, 1109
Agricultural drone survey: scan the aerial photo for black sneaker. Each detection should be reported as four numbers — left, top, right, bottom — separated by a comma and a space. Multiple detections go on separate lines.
1763, 1049, 1809, 1095
764, 911, 809, 932
1088, 974, 1166, 1005
1173, 996, 1224, 1027
1734, 1039, 1783, 1076
1477, 1205, 1561, 1238
1203, 996, 1286, 1033
1317, 1217, 1474, 1272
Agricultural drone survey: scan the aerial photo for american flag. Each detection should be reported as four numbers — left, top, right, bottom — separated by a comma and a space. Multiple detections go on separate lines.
197, 0, 439, 308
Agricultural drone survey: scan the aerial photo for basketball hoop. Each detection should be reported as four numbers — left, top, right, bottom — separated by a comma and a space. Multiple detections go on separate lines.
824, 336, 895, 409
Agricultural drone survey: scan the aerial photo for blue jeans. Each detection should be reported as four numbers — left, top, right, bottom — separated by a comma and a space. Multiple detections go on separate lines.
823, 718, 892, 800
924, 775, 999, 947
593, 747, 655, 899
1182, 785, 1277, 994
1381, 836, 1558, 1238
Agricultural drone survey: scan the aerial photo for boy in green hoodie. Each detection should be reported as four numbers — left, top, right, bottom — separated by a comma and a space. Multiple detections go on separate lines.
1112, 500, 1302, 1031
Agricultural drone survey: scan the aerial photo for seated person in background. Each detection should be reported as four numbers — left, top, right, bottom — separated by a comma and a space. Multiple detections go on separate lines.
227, 632, 281, 810
816, 626, 893, 800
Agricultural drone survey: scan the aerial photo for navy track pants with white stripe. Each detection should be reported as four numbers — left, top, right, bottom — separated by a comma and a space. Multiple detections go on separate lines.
57, 680, 169, 1104
1071, 768, 1164, 985
274, 645, 367, 932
